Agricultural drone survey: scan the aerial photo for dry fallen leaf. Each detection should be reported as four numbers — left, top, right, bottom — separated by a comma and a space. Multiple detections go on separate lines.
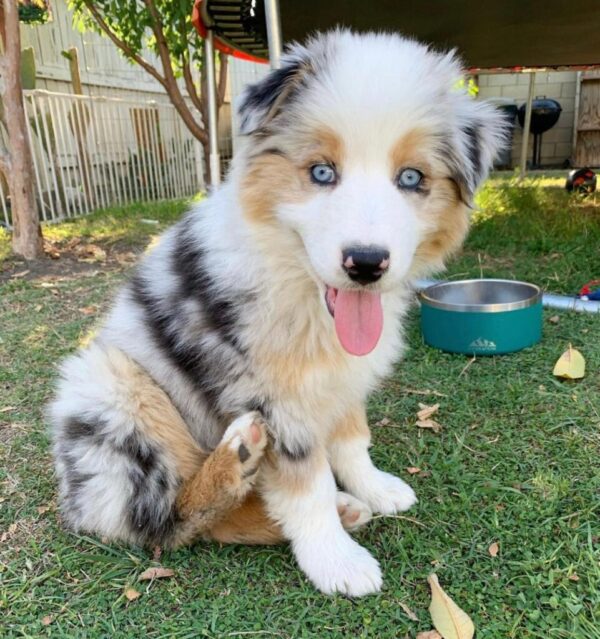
428, 573, 475, 639
399, 600, 419, 621
406, 467, 421, 475
1, 523, 18, 543
416, 419, 443, 434
548, 315, 560, 324
417, 632, 442, 639
568, 573, 580, 582
78, 305, 98, 316
139, 566, 175, 581
11, 270, 30, 278
417, 403, 440, 421
124, 587, 141, 602
37, 505, 51, 515
376, 417, 391, 427
41, 615, 53, 626
553, 345, 585, 380
488, 542, 499, 557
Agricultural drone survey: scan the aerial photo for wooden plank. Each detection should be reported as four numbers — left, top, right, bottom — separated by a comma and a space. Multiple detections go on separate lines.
574, 131, 600, 167
578, 79, 600, 131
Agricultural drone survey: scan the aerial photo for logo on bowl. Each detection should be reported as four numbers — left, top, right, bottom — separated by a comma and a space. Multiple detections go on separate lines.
469, 337, 497, 352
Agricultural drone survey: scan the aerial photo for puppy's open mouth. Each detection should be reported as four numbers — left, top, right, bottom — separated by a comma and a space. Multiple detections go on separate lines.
325, 286, 383, 357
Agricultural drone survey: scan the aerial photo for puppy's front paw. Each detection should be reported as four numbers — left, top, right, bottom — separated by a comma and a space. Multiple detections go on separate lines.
336, 491, 372, 531
294, 533, 382, 596
356, 470, 417, 515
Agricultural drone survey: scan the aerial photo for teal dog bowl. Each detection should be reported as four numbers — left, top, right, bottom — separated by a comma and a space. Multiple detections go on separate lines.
419, 279, 542, 355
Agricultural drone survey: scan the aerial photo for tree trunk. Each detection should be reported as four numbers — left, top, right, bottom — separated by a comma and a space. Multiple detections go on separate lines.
0, 0, 43, 259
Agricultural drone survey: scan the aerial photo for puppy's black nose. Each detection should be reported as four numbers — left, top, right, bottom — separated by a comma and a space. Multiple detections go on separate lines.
342, 246, 390, 285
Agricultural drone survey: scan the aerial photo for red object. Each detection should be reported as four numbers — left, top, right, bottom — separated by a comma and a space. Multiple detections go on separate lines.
579, 279, 600, 299
191, 0, 268, 63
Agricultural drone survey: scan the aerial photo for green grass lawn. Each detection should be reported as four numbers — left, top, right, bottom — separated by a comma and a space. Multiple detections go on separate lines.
1, 177, 599, 638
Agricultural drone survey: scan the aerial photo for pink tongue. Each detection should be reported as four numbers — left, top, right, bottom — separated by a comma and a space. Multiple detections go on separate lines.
334, 289, 383, 356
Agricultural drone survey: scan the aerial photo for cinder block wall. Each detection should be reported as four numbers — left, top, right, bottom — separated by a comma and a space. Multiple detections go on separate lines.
477, 71, 577, 168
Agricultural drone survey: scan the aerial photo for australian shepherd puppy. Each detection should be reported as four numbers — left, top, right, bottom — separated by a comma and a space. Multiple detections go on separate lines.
49, 30, 504, 596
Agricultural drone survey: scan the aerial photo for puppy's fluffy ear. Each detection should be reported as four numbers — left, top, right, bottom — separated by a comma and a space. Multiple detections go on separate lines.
237, 46, 311, 135
451, 99, 508, 204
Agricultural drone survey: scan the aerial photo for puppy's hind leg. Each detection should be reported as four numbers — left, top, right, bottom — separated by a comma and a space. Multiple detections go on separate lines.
172, 412, 268, 547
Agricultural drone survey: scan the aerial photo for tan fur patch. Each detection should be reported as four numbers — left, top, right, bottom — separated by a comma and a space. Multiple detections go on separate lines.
176, 445, 242, 518
389, 128, 433, 178
240, 127, 344, 225
208, 492, 283, 545
413, 178, 469, 272
390, 128, 470, 273
104, 348, 205, 479
328, 406, 370, 443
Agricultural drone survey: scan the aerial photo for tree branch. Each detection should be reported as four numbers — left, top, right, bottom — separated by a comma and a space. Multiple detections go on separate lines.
182, 57, 204, 114
217, 52, 228, 108
141, 0, 207, 143
82, 0, 167, 90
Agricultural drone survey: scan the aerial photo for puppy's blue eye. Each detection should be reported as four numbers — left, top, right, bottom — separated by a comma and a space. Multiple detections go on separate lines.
397, 168, 423, 190
310, 163, 337, 185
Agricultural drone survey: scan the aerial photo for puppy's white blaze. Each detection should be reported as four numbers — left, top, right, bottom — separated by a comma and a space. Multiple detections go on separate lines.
263, 464, 382, 596
329, 437, 418, 515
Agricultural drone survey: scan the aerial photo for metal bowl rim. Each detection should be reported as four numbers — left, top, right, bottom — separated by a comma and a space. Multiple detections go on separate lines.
419, 278, 542, 313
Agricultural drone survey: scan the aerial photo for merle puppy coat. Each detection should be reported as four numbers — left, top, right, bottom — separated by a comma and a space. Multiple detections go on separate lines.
49, 31, 504, 596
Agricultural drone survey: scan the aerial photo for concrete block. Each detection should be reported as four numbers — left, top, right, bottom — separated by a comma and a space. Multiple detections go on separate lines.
555, 142, 573, 158
478, 86, 504, 98
487, 73, 520, 87
548, 71, 578, 83
560, 82, 577, 98
501, 85, 535, 99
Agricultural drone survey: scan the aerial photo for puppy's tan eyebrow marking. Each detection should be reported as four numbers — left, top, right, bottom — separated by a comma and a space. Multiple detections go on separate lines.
250, 147, 288, 161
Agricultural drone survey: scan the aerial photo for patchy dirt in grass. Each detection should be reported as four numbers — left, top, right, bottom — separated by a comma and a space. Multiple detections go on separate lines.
0, 237, 142, 284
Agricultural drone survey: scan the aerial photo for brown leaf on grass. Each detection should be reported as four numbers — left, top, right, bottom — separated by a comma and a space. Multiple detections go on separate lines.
37, 505, 51, 515
78, 305, 99, 316
11, 270, 30, 278
417, 403, 440, 421
488, 542, 499, 557
568, 573, 580, 582
1, 523, 17, 543
428, 573, 475, 639
139, 567, 175, 581
416, 419, 443, 434
0, 406, 16, 413
406, 467, 421, 475
45, 245, 61, 259
41, 615, 53, 626
399, 600, 419, 621
416, 632, 442, 639
124, 587, 141, 601
548, 315, 560, 324
376, 417, 391, 427
76, 244, 107, 262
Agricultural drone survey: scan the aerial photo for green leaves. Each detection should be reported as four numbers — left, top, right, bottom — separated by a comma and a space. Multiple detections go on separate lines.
68, 0, 203, 74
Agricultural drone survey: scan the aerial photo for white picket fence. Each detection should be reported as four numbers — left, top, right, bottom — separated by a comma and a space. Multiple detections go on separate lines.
0, 90, 205, 227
